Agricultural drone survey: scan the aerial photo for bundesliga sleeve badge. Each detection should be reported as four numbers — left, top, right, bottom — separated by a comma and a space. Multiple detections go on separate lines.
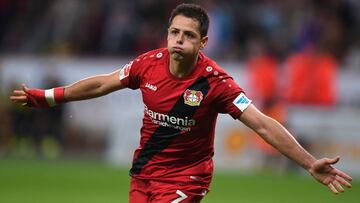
183, 89, 203, 106
233, 92, 252, 112
119, 61, 133, 80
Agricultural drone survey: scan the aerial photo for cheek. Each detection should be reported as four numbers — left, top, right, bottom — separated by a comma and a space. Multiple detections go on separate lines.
186, 41, 200, 52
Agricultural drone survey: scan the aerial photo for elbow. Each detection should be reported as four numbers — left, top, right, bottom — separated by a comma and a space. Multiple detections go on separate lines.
253, 116, 279, 144
95, 83, 106, 95
256, 126, 271, 140
252, 115, 272, 138
92, 75, 110, 96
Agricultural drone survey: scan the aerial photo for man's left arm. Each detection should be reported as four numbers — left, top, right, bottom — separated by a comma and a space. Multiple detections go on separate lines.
239, 104, 352, 194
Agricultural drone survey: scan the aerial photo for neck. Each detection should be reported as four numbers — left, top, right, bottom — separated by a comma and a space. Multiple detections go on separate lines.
169, 54, 198, 78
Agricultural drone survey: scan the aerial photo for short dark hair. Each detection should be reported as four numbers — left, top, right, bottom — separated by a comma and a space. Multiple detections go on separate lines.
168, 3, 210, 38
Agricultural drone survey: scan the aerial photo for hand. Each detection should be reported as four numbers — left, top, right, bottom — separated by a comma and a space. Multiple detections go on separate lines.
309, 156, 352, 194
10, 84, 66, 108
10, 84, 30, 106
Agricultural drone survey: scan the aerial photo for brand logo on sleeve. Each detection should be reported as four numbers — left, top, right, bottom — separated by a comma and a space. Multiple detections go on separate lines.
145, 83, 157, 91
183, 89, 203, 106
233, 93, 252, 112
119, 61, 133, 80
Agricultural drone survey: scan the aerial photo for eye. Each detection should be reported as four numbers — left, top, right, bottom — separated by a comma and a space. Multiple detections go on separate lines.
184, 32, 196, 39
186, 33, 193, 38
170, 29, 178, 35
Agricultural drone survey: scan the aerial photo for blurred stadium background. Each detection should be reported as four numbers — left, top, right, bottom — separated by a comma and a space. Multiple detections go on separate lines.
0, 0, 360, 202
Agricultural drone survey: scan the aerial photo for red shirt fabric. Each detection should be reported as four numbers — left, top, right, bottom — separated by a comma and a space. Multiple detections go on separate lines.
119, 48, 249, 186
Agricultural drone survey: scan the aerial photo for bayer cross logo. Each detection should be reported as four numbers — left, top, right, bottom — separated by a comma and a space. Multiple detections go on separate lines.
188, 94, 198, 102
183, 89, 203, 106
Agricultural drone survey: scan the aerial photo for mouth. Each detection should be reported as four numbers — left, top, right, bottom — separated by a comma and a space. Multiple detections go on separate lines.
172, 46, 183, 52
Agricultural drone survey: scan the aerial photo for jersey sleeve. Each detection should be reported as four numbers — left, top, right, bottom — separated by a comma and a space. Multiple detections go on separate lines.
213, 75, 252, 119
118, 57, 143, 90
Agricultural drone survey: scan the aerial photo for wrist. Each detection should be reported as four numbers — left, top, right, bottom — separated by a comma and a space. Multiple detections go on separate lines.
26, 87, 66, 107
305, 158, 317, 174
45, 87, 66, 106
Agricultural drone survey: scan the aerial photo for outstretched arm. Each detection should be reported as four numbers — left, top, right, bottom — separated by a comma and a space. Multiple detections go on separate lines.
63, 70, 124, 101
239, 104, 352, 194
10, 70, 124, 107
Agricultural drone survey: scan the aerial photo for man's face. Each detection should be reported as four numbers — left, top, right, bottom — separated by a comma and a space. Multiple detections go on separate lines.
167, 15, 208, 61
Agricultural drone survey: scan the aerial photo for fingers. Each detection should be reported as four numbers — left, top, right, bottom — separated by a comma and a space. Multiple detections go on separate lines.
335, 175, 352, 189
21, 84, 29, 93
10, 95, 28, 102
328, 178, 347, 194
314, 157, 339, 169
10, 89, 27, 102
328, 183, 338, 194
326, 173, 352, 194
332, 180, 345, 193
315, 157, 352, 194
9, 85, 30, 105
325, 156, 340, 165
10, 87, 28, 105
12, 90, 26, 96
332, 168, 353, 182
326, 156, 352, 182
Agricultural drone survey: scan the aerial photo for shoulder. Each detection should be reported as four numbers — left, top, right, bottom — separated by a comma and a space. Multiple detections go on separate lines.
123, 48, 168, 78
199, 52, 234, 82
132, 48, 168, 66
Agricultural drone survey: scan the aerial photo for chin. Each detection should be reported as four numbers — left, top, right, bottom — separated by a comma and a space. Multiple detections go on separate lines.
171, 52, 184, 61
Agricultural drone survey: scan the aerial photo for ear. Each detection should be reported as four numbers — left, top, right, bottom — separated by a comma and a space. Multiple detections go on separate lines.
200, 36, 208, 50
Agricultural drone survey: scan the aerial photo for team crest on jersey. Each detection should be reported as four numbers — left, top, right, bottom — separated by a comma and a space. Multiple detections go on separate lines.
183, 89, 203, 106
119, 61, 133, 80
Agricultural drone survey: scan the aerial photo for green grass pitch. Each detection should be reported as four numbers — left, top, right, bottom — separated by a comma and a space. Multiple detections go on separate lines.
0, 159, 358, 203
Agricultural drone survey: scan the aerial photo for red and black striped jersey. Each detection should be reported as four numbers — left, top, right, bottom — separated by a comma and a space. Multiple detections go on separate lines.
119, 48, 251, 186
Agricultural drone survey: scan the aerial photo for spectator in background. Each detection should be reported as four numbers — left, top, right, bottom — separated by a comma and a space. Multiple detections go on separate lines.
0, 70, 15, 156
202, 0, 233, 59
284, 0, 345, 106
314, 0, 357, 60
8, 81, 38, 157
245, 37, 279, 111
244, 36, 289, 170
34, 75, 65, 158
0, 96, 14, 156
0, 0, 359, 59
284, 44, 337, 106
7, 76, 65, 158
100, 2, 137, 55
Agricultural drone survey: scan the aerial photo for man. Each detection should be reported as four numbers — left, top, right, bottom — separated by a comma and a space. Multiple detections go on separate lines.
10, 3, 352, 203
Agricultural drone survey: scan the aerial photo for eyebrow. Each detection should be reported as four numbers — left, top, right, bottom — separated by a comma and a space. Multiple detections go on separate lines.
169, 27, 199, 36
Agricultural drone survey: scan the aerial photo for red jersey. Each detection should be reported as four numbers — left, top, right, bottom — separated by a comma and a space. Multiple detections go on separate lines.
119, 48, 251, 187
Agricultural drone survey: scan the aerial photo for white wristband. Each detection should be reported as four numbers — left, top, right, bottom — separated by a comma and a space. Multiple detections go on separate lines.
45, 88, 56, 107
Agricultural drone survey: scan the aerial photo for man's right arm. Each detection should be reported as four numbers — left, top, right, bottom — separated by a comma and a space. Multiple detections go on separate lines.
10, 70, 124, 107
64, 70, 124, 101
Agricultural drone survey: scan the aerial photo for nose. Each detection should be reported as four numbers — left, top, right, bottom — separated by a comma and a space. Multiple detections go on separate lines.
176, 33, 184, 44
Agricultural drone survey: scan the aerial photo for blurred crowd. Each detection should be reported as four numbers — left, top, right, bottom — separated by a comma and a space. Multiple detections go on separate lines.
1, 0, 360, 160
0, 0, 359, 60
1, 0, 359, 102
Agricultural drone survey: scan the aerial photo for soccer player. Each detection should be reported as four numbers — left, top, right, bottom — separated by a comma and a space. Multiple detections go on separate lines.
10, 3, 352, 203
